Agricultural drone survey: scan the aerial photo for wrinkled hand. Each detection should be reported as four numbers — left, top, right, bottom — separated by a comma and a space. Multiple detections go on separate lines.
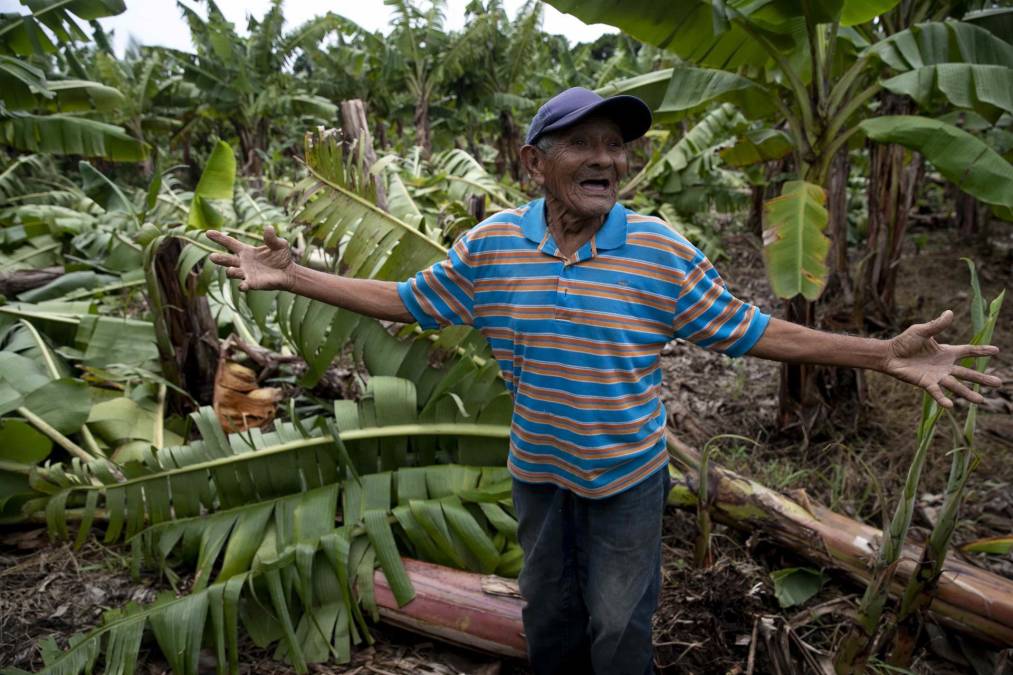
206, 227, 295, 292
882, 310, 1001, 408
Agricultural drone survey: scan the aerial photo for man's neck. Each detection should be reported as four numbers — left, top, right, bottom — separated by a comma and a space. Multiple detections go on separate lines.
544, 194, 606, 259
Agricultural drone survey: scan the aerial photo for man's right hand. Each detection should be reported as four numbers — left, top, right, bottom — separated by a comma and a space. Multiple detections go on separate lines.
207, 227, 295, 292
207, 226, 414, 323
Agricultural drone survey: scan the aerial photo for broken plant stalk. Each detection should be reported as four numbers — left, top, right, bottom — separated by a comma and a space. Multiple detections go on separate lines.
693, 435, 753, 568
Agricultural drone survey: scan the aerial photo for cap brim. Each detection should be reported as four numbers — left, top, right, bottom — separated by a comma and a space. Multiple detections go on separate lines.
535, 95, 653, 144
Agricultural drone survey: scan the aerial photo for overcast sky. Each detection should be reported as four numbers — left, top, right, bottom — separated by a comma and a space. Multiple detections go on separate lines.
0, 1, 615, 54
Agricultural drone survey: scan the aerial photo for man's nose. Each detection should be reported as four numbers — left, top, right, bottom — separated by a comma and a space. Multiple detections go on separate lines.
587, 141, 612, 167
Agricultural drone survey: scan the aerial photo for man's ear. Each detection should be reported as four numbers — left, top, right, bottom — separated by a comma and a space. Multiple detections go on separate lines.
520, 144, 545, 187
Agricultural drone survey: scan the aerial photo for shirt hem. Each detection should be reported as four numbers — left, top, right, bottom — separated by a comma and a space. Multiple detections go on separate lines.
508, 451, 669, 500
396, 280, 439, 330
725, 309, 771, 358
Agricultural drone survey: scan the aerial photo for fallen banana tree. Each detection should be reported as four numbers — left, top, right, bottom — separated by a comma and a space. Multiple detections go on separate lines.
373, 558, 526, 658
664, 431, 1013, 646
357, 431, 1013, 662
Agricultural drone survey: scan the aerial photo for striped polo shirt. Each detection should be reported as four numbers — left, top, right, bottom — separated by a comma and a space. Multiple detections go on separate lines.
397, 198, 769, 498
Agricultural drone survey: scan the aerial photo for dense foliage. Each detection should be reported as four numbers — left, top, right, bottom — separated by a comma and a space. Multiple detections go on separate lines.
0, 1, 1010, 673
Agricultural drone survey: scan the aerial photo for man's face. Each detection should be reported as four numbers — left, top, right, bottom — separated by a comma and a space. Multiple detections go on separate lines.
528, 116, 629, 219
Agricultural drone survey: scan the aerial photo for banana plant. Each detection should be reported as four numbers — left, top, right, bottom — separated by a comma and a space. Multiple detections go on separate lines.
562, 0, 1013, 427
0, 1, 147, 161
164, 0, 348, 175
619, 103, 750, 224
586, 9, 1013, 301
164, 132, 508, 416
833, 261, 1004, 673
885, 263, 1004, 667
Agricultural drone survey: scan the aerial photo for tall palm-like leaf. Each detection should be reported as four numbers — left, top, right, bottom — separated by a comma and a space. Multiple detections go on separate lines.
620, 103, 746, 197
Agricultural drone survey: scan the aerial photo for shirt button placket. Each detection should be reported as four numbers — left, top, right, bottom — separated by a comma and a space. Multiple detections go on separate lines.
554, 261, 566, 319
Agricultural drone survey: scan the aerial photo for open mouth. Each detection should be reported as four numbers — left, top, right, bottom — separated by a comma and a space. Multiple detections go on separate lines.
579, 178, 611, 193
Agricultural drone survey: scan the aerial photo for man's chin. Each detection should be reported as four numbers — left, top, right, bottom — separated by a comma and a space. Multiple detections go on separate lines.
567, 191, 617, 217
582, 196, 617, 218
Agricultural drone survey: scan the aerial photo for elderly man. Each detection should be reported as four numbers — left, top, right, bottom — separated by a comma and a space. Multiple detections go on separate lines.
208, 87, 1000, 675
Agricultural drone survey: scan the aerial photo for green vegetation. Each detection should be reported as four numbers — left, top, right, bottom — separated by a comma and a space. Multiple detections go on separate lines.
1, 1, 1010, 673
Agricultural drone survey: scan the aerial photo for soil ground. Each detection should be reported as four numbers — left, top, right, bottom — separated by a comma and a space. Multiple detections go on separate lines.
2, 219, 1011, 674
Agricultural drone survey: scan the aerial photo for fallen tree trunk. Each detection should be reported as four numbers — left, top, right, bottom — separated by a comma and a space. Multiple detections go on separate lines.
665, 431, 1013, 646
372, 436, 1013, 659
373, 558, 526, 658
0, 266, 63, 297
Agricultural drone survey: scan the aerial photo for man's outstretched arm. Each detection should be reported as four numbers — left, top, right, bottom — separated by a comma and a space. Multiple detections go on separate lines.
746, 314, 1001, 408
206, 227, 415, 324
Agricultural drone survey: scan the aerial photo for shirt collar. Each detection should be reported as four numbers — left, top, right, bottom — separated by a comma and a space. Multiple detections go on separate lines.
520, 198, 628, 253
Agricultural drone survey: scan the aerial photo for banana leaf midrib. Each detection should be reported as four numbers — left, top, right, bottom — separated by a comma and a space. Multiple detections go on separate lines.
0, 304, 130, 325
129, 491, 395, 542
66, 423, 511, 493
303, 163, 447, 254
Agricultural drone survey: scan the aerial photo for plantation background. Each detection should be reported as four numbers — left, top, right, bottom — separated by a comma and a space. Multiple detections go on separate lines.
0, 1, 1011, 674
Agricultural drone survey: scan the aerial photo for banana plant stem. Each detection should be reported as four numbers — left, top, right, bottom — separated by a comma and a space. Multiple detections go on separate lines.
18, 406, 95, 462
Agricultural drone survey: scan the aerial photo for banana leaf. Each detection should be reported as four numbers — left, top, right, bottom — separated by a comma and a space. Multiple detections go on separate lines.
598, 67, 773, 124
859, 115, 1013, 209
543, 0, 795, 69
0, 112, 147, 162
869, 20, 1013, 72
882, 64, 1013, 121
762, 180, 831, 301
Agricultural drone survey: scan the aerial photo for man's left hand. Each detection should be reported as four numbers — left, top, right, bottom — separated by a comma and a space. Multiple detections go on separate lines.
882, 310, 1001, 408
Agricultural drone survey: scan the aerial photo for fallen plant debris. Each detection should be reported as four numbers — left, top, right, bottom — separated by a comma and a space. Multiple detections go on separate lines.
2, 0, 1013, 672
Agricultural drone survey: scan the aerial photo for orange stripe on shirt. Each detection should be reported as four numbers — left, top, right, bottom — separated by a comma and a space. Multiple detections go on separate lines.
469, 223, 524, 240
517, 380, 659, 410
422, 266, 472, 324
511, 424, 665, 462
514, 400, 661, 435
673, 282, 724, 332
482, 327, 662, 358
478, 304, 671, 335
709, 305, 756, 352
582, 255, 684, 285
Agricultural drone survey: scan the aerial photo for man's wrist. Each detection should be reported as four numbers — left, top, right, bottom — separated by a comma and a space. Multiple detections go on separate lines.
871, 337, 893, 374
285, 263, 307, 293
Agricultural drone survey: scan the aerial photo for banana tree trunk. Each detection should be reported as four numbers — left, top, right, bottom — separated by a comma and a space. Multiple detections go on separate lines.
340, 99, 387, 211
373, 558, 527, 658
665, 432, 1013, 646
151, 238, 220, 415
826, 149, 852, 302
0, 266, 63, 297
414, 97, 432, 159
858, 93, 922, 324
777, 297, 822, 431
498, 109, 522, 182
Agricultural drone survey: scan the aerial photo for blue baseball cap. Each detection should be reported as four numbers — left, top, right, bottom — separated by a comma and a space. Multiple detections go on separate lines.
525, 87, 653, 146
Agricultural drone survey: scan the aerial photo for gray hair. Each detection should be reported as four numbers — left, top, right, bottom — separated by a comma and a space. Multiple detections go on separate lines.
534, 132, 559, 153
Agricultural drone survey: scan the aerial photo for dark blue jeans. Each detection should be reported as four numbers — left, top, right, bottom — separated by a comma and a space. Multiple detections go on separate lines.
512, 468, 668, 675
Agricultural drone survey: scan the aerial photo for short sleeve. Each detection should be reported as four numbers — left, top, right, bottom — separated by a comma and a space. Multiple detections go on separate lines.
397, 233, 476, 329
672, 248, 769, 357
